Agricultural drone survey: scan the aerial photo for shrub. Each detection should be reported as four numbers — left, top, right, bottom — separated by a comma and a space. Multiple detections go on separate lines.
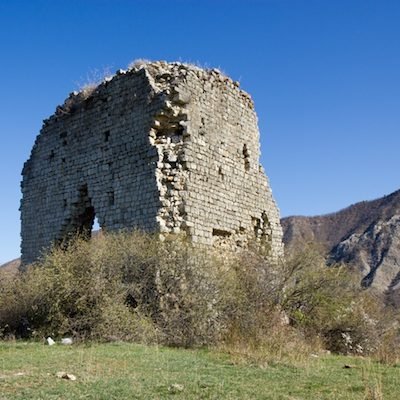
0, 232, 398, 364
279, 247, 398, 356
0, 234, 152, 341
0, 232, 231, 345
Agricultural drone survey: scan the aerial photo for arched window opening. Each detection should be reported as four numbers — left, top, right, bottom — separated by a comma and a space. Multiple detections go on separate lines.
92, 216, 101, 233
67, 184, 96, 240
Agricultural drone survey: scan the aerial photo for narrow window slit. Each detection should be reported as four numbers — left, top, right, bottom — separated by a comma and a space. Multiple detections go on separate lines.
243, 144, 250, 171
60, 132, 68, 146
107, 191, 115, 206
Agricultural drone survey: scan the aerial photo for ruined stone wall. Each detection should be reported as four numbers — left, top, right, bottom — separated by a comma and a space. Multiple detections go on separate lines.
21, 61, 283, 265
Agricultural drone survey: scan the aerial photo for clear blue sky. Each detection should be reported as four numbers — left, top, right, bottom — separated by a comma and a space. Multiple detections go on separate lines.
0, 0, 399, 263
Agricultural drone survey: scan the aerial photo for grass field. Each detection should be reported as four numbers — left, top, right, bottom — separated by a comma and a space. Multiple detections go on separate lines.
0, 342, 399, 399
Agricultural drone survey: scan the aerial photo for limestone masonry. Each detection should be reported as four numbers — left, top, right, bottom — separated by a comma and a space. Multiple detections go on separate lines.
21, 61, 283, 264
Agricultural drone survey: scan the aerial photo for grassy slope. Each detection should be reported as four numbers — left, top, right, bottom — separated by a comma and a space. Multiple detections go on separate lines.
0, 342, 399, 399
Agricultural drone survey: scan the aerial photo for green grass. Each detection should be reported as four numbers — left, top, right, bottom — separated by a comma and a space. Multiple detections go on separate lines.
0, 342, 398, 399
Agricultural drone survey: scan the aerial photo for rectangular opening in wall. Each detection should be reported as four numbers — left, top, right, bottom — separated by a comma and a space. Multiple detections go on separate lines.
243, 144, 250, 171
212, 228, 231, 237
104, 130, 110, 142
218, 166, 224, 180
252, 216, 261, 238
107, 191, 115, 206
60, 132, 68, 146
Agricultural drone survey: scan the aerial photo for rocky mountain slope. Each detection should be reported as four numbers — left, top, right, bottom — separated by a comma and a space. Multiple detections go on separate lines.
281, 189, 400, 302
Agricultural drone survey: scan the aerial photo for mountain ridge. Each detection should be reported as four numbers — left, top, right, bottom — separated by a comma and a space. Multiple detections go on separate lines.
281, 189, 400, 302
281, 189, 400, 252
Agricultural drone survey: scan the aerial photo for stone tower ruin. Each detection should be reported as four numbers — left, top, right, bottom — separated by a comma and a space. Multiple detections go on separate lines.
21, 61, 283, 265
